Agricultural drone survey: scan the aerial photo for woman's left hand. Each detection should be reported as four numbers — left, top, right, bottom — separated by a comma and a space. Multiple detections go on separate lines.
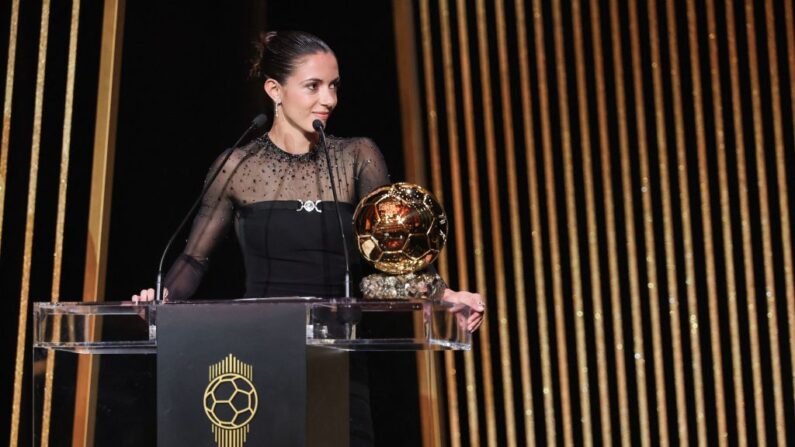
441, 288, 486, 333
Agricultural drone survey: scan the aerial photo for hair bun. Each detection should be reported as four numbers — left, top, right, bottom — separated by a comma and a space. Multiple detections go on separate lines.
261, 31, 277, 48
248, 31, 275, 80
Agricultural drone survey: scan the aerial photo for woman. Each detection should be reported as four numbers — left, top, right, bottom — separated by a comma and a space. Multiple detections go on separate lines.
133, 30, 484, 444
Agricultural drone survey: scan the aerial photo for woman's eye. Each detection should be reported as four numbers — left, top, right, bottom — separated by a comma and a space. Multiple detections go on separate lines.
306, 83, 317, 91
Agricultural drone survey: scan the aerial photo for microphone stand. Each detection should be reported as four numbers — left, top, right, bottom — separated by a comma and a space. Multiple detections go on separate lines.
154, 114, 269, 302
313, 119, 352, 299
313, 120, 359, 340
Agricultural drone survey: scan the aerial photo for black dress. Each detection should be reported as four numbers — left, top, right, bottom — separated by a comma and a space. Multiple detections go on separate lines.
164, 134, 390, 445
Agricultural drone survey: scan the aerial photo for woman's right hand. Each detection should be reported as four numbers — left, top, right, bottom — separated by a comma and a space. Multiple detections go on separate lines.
131, 287, 168, 303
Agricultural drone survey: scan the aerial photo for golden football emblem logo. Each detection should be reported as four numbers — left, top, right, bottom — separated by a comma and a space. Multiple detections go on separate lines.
204, 354, 258, 447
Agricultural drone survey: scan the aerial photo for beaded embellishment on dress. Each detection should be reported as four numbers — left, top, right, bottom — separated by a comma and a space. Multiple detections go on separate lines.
256, 133, 320, 162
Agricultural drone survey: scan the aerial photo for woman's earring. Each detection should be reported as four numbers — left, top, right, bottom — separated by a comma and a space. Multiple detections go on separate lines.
274, 101, 282, 120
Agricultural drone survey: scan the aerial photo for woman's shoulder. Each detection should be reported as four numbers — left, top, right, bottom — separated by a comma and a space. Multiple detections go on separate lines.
328, 135, 381, 154
205, 140, 261, 175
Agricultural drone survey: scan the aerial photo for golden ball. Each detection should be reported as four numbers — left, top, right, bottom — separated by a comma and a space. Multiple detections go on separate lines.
353, 182, 448, 275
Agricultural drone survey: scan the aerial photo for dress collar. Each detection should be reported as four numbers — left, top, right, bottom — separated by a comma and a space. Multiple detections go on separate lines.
257, 134, 323, 162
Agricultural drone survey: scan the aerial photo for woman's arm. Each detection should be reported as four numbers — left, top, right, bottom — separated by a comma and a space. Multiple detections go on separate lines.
133, 147, 249, 302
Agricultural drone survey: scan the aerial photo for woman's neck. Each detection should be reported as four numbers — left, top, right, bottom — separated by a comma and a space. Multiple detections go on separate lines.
267, 121, 318, 154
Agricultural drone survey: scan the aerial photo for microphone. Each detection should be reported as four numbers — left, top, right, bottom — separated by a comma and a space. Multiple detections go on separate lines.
249, 114, 269, 132
154, 114, 269, 302
313, 119, 352, 299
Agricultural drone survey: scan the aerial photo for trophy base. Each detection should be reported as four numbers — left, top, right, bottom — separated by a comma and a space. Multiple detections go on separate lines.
360, 272, 446, 301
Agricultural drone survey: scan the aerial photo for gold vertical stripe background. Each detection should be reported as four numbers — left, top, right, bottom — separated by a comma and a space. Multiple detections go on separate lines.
569, 0, 612, 444
588, 1, 632, 444
0, 0, 19, 252
531, 0, 574, 443
684, 2, 722, 445
712, 0, 749, 443
513, 0, 555, 444
778, 0, 795, 411
702, 0, 734, 443
608, 0, 653, 444
472, 0, 514, 444
10, 2, 50, 446
510, 2, 541, 446
590, 0, 633, 444
436, 1, 483, 445
2, 0, 19, 438
73, 0, 125, 445
391, 4, 444, 442
646, 0, 697, 443
40, 1, 81, 445
744, 2, 786, 442
464, 0, 497, 442
550, 0, 592, 444
406, 0, 795, 445
725, 1, 768, 443
457, 1, 499, 444
416, 1, 464, 446
725, 3, 764, 441
493, 0, 535, 444
627, 0, 670, 444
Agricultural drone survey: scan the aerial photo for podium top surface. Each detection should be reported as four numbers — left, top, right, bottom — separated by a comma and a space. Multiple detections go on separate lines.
33, 297, 472, 353
35, 296, 323, 311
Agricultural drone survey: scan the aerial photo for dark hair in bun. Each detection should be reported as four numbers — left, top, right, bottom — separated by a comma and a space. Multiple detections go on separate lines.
250, 31, 333, 120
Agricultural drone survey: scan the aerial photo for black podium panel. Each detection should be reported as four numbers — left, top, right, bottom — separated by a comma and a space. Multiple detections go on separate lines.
157, 302, 348, 446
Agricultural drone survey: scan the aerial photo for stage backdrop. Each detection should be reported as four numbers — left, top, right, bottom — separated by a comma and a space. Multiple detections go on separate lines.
3, 0, 795, 446
394, 0, 795, 445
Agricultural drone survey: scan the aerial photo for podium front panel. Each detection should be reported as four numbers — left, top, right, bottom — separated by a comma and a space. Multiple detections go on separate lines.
157, 302, 348, 447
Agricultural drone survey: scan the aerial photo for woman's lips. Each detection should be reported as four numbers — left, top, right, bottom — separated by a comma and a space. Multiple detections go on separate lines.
312, 112, 329, 120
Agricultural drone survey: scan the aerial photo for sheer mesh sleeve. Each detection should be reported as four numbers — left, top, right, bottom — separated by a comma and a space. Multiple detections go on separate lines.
163, 147, 251, 300
352, 137, 390, 200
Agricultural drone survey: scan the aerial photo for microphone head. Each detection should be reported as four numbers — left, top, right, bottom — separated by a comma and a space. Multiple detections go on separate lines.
312, 119, 324, 132
251, 113, 269, 129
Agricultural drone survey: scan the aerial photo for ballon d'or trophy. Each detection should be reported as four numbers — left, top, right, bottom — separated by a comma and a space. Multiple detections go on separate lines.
353, 182, 448, 300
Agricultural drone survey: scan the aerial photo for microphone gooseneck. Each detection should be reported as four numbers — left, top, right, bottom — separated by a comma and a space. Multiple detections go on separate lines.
155, 114, 269, 302
313, 119, 352, 298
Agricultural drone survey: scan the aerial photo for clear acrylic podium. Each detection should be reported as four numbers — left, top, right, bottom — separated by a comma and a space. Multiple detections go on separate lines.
32, 297, 471, 446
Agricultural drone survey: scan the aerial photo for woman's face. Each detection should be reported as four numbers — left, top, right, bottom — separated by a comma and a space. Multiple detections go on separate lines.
269, 51, 340, 134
